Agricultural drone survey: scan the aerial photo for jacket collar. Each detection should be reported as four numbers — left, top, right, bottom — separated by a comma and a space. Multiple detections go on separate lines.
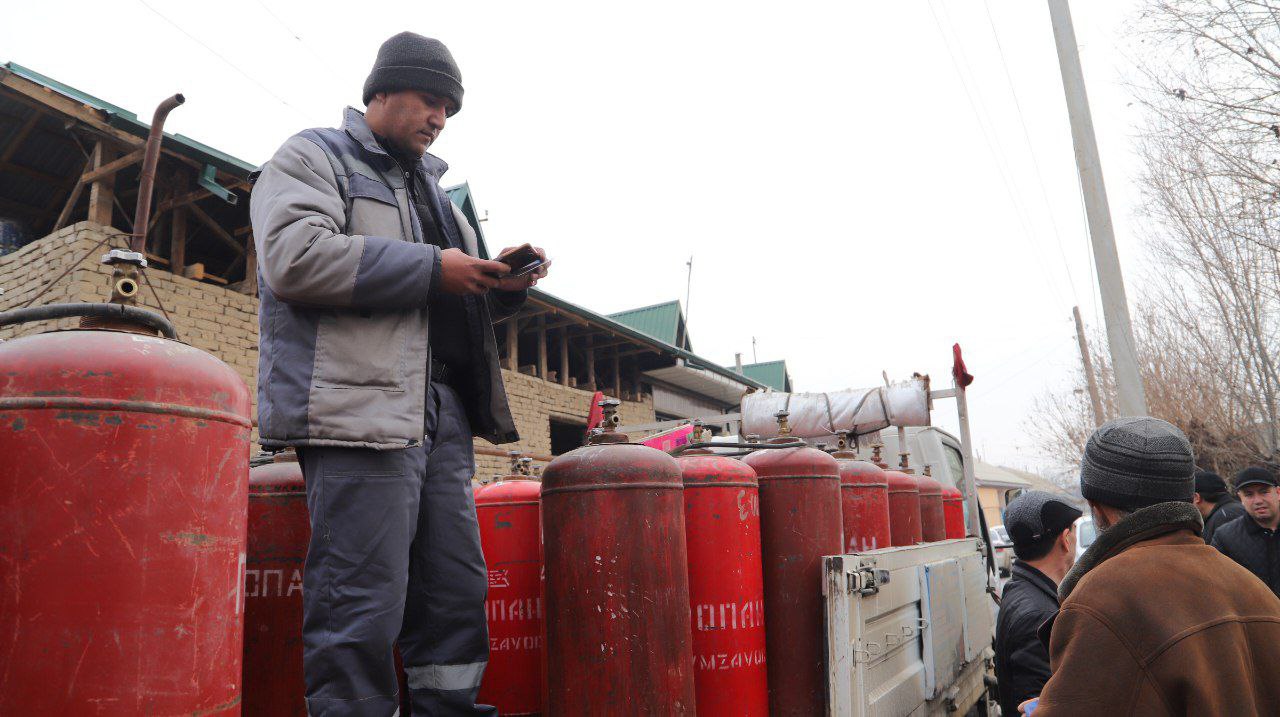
1058, 501, 1203, 601
1241, 513, 1279, 536
1010, 560, 1060, 604
1207, 497, 1239, 522
341, 106, 450, 180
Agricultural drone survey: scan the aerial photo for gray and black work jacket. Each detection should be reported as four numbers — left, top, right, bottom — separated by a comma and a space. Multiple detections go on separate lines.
1202, 497, 1245, 545
250, 107, 521, 449
1211, 514, 1280, 596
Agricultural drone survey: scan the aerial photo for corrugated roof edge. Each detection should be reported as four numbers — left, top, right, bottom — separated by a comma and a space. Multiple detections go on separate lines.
608, 299, 682, 318
529, 288, 765, 391
3, 62, 257, 178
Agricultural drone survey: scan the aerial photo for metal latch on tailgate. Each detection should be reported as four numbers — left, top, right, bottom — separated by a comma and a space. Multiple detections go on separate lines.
848, 565, 891, 595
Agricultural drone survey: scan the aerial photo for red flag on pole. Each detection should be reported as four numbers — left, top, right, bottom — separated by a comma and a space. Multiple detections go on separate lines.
952, 343, 974, 388
584, 390, 605, 442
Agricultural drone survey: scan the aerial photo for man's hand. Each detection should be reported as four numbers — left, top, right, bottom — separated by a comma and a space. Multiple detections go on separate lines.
494, 245, 550, 291
440, 248, 509, 295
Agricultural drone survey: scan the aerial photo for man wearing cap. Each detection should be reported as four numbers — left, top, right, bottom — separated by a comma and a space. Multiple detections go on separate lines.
993, 491, 1080, 717
1211, 466, 1280, 596
1028, 417, 1280, 715
1194, 469, 1245, 544
252, 32, 547, 716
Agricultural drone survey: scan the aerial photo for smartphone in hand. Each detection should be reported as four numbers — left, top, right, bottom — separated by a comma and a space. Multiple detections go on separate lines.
496, 244, 546, 278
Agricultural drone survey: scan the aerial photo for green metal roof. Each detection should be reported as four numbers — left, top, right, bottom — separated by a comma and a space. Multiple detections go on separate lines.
2, 62, 257, 178
444, 183, 491, 258
608, 300, 691, 351
440, 176, 761, 392
739, 360, 791, 391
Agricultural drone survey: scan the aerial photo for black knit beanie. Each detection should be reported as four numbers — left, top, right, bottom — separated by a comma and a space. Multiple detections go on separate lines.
1080, 416, 1195, 511
363, 32, 463, 115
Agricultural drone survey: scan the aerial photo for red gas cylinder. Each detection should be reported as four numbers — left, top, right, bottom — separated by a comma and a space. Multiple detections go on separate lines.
916, 469, 947, 542
742, 418, 843, 717
885, 469, 923, 547
831, 434, 891, 552
942, 485, 966, 539
244, 451, 308, 716
678, 443, 768, 716
0, 321, 251, 715
475, 474, 543, 715
541, 400, 696, 714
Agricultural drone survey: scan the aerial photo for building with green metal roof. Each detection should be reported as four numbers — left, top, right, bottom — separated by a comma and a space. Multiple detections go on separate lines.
607, 300, 692, 351
738, 360, 792, 391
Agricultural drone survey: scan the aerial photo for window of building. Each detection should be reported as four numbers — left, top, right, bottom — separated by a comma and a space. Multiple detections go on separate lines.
550, 418, 587, 456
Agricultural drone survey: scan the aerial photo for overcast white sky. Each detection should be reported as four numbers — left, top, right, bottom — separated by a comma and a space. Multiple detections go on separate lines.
3, 0, 1157, 472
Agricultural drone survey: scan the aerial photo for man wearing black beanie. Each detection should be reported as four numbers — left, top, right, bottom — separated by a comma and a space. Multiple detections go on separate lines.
1193, 469, 1244, 544
252, 31, 547, 717
1027, 417, 1280, 715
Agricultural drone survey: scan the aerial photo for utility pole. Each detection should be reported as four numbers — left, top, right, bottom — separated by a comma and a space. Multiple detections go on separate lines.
684, 256, 693, 328
1047, 0, 1149, 417
1073, 306, 1105, 426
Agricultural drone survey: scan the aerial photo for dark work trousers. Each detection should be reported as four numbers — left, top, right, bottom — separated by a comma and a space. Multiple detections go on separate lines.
297, 382, 495, 717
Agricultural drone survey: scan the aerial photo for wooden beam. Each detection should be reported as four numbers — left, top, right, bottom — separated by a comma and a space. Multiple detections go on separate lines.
0, 71, 133, 139
585, 334, 596, 388
505, 319, 519, 371
0, 194, 42, 219
559, 327, 570, 387
86, 142, 115, 226
537, 315, 548, 380
170, 207, 187, 274
52, 154, 93, 231
187, 202, 245, 255
0, 109, 42, 164
156, 185, 214, 215
80, 148, 145, 185
612, 350, 622, 398
0, 160, 66, 186
242, 235, 257, 295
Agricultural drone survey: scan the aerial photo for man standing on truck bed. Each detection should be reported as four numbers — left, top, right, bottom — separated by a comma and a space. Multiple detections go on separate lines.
1211, 466, 1280, 597
251, 32, 547, 716
993, 490, 1080, 717
1028, 417, 1280, 715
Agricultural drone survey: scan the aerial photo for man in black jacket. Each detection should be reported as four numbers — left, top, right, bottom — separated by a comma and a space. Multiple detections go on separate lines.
1212, 466, 1280, 596
1195, 469, 1246, 544
994, 490, 1082, 716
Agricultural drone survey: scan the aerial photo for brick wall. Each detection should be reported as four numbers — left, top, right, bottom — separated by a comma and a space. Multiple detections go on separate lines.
0, 223, 260, 431
2, 224, 655, 475
474, 370, 655, 480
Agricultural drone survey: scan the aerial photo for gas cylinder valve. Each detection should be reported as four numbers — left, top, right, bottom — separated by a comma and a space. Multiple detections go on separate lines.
588, 398, 627, 445
101, 249, 146, 304
774, 409, 791, 436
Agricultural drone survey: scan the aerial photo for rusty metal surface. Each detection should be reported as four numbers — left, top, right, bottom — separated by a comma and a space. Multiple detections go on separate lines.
475, 479, 543, 716
915, 473, 947, 542
742, 445, 842, 717
885, 470, 924, 547
0, 328, 250, 715
541, 443, 696, 715
835, 455, 892, 553
244, 456, 308, 717
132, 94, 185, 252
942, 486, 966, 539
679, 453, 769, 716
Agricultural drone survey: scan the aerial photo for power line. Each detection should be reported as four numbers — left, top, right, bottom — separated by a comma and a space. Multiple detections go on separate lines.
136, 0, 317, 123
926, 0, 1070, 308
982, 0, 1080, 303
